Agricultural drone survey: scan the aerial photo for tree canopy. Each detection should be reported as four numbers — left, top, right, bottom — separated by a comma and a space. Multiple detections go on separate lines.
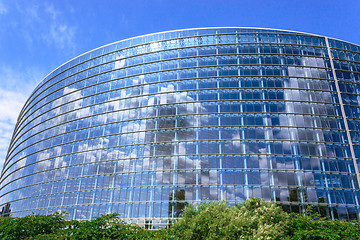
0, 198, 359, 239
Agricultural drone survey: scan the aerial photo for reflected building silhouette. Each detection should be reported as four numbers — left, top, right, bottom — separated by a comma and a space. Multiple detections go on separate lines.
169, 189, 187, 219
0, 203, 11, 217
0, 28, 360, 227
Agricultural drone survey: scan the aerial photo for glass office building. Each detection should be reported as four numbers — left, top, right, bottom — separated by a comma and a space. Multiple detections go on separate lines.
1, 28, 360, 227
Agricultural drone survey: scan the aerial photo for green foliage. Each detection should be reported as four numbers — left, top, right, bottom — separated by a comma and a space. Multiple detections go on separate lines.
286, 207, 360, 240
169, 198, 289, 240
0, 212, 65, 240
30, 213, 169, 240
0, 212, 169, 240
1, 199, 360, 240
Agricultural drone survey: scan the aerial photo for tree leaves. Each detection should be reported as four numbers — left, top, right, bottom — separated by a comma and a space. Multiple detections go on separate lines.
0, 199, 359, 239
169, 198, 289, 240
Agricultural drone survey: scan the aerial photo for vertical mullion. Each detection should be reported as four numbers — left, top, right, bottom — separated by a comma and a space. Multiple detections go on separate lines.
325, 37, 360, 187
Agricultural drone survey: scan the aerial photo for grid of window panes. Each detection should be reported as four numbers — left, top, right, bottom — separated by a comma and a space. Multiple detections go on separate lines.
1, 28, 360, 227
328, 39, 360, 177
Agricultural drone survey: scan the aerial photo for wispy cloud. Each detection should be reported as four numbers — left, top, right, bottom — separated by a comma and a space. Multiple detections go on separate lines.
0, 65, 42, 93
0, 89, 27, 124
0, 1, 77, 171
43, 4, 76, 49
48, 22, 76, 49
0, 65, 44, 170
0, 89, 28, 170
14, 2, 76, 50
0, 0, 7, 15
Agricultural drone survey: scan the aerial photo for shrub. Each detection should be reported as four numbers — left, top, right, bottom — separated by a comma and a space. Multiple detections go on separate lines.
0, 212, 65, 240
169, 198, 289, 240
286, 208, 360, 240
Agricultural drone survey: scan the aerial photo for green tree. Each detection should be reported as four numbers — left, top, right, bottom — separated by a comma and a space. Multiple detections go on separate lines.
30, 213, 169, 240
0, 212, 170, 240
2, 200, 360, 239
0, 212, 65, 240
286, 207, 360, 240
170, 198, 289, 240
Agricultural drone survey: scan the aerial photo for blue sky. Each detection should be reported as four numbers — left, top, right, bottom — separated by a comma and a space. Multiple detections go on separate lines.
0, 0, 359, 169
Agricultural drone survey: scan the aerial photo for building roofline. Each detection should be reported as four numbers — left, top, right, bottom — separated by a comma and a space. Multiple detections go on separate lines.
21, 27, 359, 117
35, 27, 360, 89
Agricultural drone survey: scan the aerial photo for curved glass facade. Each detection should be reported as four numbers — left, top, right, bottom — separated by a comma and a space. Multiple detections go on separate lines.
1, 28, 360, 227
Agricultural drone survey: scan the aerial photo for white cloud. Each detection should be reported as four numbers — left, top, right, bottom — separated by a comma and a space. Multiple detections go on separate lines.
44, 4, 59, 19
44, 4, 76, 49
0, 65, 43, 171
0, 89, 27, 124
0, 0, 7, 15
14, 2, 76, 50
115, 54, 126, 69
48, 23, 76, 49
0, 89, 27, 170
